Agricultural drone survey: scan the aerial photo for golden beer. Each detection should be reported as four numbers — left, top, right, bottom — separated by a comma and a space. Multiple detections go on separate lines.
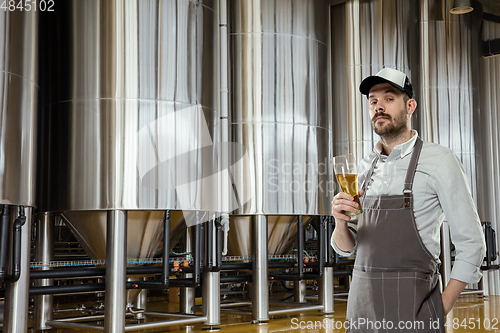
335, 173, 362, 215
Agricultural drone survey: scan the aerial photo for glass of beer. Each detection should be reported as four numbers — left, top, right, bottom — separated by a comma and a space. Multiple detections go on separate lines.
333, 154, 362, 216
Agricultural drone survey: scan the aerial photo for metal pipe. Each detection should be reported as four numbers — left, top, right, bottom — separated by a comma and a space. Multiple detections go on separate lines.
0, 205, 10, 282
202, 271, 221, 326
44, 321, 105, 331
251, 215, 269, 323
319, 266, 335, 315
3, 207, 32, 333
9, 206, 26, 282
268, 305, 324, 316
124, 316, 207, 332
215, 217, 223, 271
326, 216, 335, 266
30, 283, 106, 296
180, 226, 195, 314
34, 213, 54, 330
219, 0, 230, 217
297, 215, 304, 280
204, 218, 214, 272
30, 266, 162, 279
293, 280, 307, 303
144, 311, 205, 318
104, 210, 127, 333
222, 262, 252, 270
133, 289, 147, 320
220, 274, 252, 283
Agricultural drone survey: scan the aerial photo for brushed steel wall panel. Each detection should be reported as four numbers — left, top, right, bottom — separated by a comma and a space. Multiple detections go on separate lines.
37, 0, 217, 211
229, 0, 331, 215
0, 10, 38, 207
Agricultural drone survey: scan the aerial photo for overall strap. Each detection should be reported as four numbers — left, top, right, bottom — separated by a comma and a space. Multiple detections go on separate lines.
361, 155, 379, 193
403, 136, 423, 208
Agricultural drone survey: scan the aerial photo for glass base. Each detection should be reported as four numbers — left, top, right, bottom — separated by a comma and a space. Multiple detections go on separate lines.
345, 208, 363, 216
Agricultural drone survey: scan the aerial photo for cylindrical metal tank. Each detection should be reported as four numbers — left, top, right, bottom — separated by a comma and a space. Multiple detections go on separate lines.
229, 0, 331, 216
479, 18, 500, 296
418, 0, 483, 201
36, 0, 218, 305
0, 9, 38, 207
37, 0, 218, 213
330, 0, 419, 160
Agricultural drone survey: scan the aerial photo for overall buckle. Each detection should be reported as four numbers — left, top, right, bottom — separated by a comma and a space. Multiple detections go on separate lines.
403, 188, 412, 208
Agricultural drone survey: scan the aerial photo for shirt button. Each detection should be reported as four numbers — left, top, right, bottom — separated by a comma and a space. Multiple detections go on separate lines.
388, 161, 393, 165
383, 181, 388, 184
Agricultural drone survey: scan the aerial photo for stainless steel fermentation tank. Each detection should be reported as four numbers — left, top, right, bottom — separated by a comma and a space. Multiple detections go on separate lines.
36, 0, 332, 329
227, 0, 331, 257
0, 8, 38, 333
227, 0, 331, 322
37, 0, 217, 331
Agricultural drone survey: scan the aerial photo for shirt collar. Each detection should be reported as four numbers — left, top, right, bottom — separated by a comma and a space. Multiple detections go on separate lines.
374, 130, 419, 159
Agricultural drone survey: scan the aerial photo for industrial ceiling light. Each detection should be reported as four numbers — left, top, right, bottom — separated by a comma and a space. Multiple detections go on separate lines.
450, 0, 474, 14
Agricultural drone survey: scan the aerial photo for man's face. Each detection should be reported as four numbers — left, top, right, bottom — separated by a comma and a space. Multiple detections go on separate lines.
368, 82, 410, 137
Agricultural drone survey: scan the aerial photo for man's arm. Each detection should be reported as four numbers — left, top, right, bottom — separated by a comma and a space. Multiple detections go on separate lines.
442, 279, 468, 315
332, 220, 356, 252
331, 190, 363, 252
432, 151, 486, 312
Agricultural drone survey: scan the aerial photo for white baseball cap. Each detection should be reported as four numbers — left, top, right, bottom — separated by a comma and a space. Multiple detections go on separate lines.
359, 68, 414, 99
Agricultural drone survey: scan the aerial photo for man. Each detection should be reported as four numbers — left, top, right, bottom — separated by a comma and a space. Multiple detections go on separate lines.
331, 68, 486, 332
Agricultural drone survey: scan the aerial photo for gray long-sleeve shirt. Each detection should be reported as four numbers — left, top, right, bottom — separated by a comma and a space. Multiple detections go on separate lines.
331, 131, 486, 284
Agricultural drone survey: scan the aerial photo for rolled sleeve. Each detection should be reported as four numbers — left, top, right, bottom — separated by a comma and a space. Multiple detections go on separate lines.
330, 224, 358, 257
433, 152, 486, 284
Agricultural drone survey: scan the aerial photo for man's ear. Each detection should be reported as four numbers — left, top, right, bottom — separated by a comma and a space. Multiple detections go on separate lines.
407, 99, 417, 116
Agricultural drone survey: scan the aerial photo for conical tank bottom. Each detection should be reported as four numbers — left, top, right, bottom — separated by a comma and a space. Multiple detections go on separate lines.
62, 210, 184, 304
227, 216, 310, 258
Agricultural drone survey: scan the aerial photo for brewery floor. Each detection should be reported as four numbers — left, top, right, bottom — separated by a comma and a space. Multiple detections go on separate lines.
27, 293, 500, 332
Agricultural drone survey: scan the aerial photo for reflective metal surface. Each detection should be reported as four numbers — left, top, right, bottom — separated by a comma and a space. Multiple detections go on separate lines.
202, 271, 221, 326
229, 0, 331, 215
0, 10, 38, 207
419, 0, 483, 200
37, 0, 218, 212
319, 266, 335, 314
62, 210, 184, 304
104, 210, 127, 333
33, 213, 54, 330
3, 207, 32, 333
479, 18, 500, 296
330, 0, 418, 160
227, 215, 307, 257
252, 215, 269, 323
62, 211, 182, 260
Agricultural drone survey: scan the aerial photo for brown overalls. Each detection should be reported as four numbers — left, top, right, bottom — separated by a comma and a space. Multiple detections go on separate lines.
346, 137, 445, 332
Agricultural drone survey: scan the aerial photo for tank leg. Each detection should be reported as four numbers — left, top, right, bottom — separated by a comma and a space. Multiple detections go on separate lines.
180, 227, 195, 314
104, 210, 127, 333
252, 215, 269, 323
34, 212, 54, 330
319, 266, 335, 315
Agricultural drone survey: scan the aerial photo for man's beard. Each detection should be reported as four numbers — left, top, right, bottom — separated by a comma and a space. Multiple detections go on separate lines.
371, 109, 409, 139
